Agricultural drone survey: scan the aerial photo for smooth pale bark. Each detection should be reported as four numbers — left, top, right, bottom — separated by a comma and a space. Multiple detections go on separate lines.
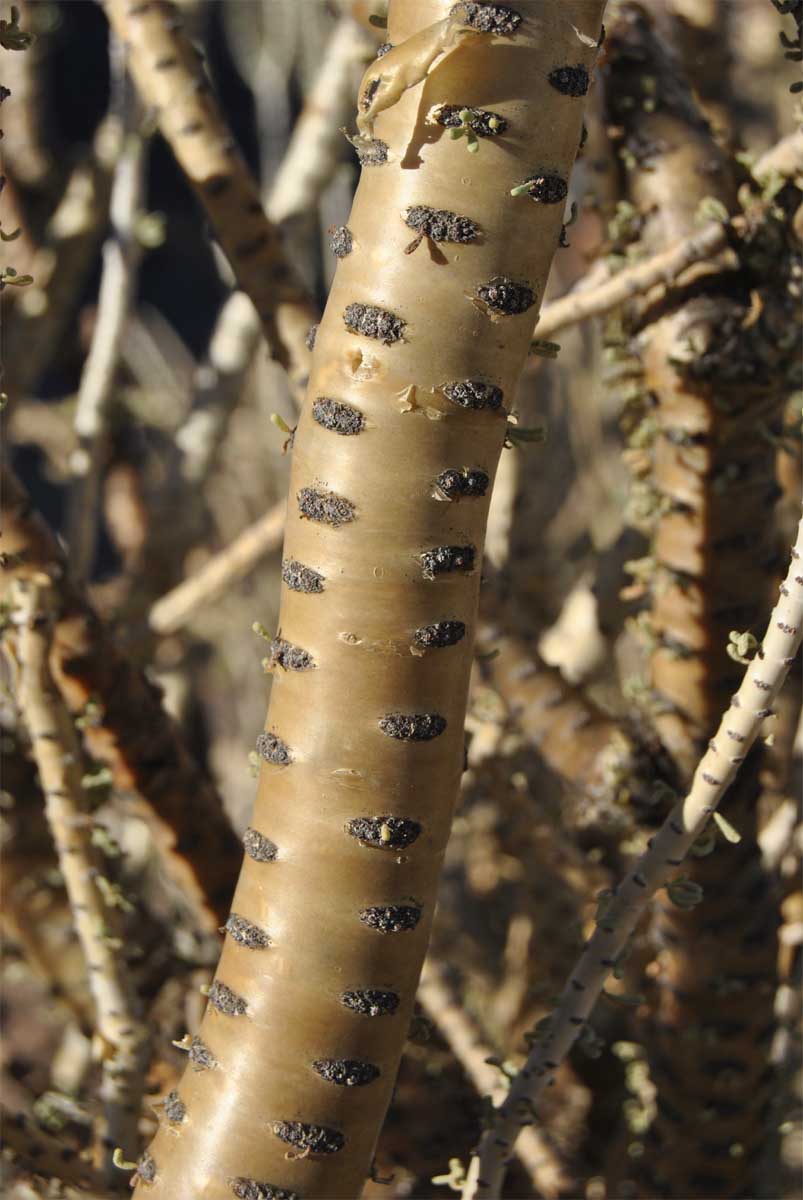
135, 3, 604, 1198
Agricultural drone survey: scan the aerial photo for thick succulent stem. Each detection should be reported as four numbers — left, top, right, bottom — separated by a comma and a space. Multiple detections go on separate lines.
133, 3, 604, 1197
603, 7, 801, 1194
465, 515, 803, 1200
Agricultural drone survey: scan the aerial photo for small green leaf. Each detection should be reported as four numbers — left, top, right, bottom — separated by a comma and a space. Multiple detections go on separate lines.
666, 877, 704, 909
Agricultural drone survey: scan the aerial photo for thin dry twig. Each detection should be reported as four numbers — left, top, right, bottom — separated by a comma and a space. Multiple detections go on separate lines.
465, 516, 803, 1200
103, 0, 315, 373
418, 964, 571, 1200
148, 498, 286, 634
1, 467, 242, 933
12, 576, 149, 1185
69, 41, 147, 580
534, 132, 803, 343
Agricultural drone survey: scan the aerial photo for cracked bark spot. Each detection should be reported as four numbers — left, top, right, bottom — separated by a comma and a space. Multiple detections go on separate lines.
271, 1121, 345, 1155
346, 815, 422, 849
208, 979, 248, 1016
379, 712, 447, 740
312, 1058, 381, 1086
266, 638, 315, 671
312, 397, 365, 436
256, 731, 292, 765
442, 380, 503, 410
420, 544, 476, 579
282, 559, 324, 593
436, 467, 490, 499
225, 913, 271, 949
452, 2, 522, 35
340, 989, 400, 1016
188, 1036, 216, 1071
163, 1090, 186, 1124
518, 173, 568, 203
343, 302, 405, 344
243, 827, 279, 862
229, 1180, 300, 1200
404, 205, 480, 244
414, 620, 466, 648
476, 275, 535, 315
548, 64, 590, 96
297, 487, 355, 527
433, 104, 507, 136
329, 226, 353, 258
360, 904, 422, 932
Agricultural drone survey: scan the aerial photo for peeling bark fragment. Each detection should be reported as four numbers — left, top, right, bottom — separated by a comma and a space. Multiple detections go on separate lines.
208, 979, 248, 1016
281, 559, 324, 593
243, 827, 279, 862
225, 913, 271, 950
343, 302, 405, 344
442, 379, 503, 410
267, 638, 315, 672
312, 1058, 381, 1086
360, 904, 422, 932
452, 2, 522, 35
346, 815, 422, 849
379, 712, 447, 740
434, 104, 507, 136
312, 397, 365, 436
256, 731, 292, 766
137, 1153, 156, 1184
548, 64, 591, 96
188, 1036, 216, 1071
163, 1091, 186, 1124
340, 989, 399, 1016
297, 486, 356, 527
329, 225, 353, 258
271, 1121, 345, 1155
230, 1181, 299, 1200
420, 544, 476, 579
518, 173, 568, 204
305, 323, 318, 351
436, 467, 490, 499
361, 77, 381, 111
414, 620, 466, 648
477, 275, 535, 315
344, 132, 389, 166
404, 205, 480, 244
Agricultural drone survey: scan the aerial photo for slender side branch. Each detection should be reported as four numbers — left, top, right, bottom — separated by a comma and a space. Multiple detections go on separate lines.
418, 964, 571, 1200
465, 516, 803, 1200
149, 498, 286, 634
1, 467, 242, 932
13, 576, 149, 1184
103, 0, 315, 372
533, 132, 803, 343
69, 51, 147, 580
534, 219, 728, 342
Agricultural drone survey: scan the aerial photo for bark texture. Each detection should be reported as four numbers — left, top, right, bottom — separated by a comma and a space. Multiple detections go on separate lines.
604, 8, 801, 1196
134, 3, 604, 1197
